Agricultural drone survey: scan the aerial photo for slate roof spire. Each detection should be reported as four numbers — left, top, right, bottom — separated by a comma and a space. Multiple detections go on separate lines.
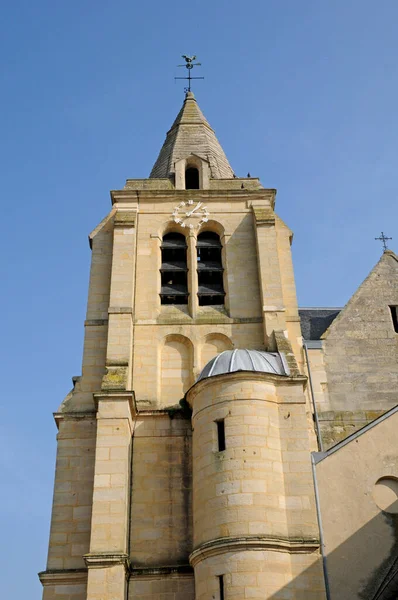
150, 91, 234, 179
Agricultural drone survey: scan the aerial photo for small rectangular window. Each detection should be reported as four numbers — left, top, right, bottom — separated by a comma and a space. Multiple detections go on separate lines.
218, 575, 225, 600
390, 306, 398, 333
216, 420, 226, 452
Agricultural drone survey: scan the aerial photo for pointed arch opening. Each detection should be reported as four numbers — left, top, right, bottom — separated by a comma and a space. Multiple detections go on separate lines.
197, 231, 225, 306
185, 167, 200, 190
160, 232, 188, 305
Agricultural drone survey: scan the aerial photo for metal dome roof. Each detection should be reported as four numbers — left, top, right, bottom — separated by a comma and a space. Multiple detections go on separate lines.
197, 349, 290, 382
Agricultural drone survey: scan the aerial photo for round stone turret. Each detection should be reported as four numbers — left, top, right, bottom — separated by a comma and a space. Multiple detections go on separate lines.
187, 349, 325, 600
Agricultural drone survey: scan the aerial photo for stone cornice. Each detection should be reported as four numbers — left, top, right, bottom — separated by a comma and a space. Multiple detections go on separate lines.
53, 410, 96, 426
189, 535, 320, 566
94, 390, 136, 407
84, 318, 108, 326
108, 307, 133, 314
130, 564, 193, 577
186, 369, 307, 406
114, 210, 136, 228
252, 206, 276, 226
111, 188, 276, 205
38, 569, 87, 586
93, 391, 137, 431
84, 552, 130, 570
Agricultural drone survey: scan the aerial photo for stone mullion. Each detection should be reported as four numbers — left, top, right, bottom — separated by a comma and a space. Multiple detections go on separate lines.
187, 232, 198, 319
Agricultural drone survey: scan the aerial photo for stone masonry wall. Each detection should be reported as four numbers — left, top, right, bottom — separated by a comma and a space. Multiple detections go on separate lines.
129, 414, 192, 567
128, 574, 194, 599
321, 251, 398, 447
45, 417, 96, 572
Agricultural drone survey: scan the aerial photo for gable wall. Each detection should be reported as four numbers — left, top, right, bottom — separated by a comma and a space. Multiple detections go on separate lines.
319, 252, 398, 446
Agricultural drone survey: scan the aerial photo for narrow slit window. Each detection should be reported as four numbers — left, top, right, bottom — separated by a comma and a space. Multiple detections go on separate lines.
160, 233, 188, 305
217, 420, 226, 452
185, 167, 200, 189
197, 232, 225, 306
390, 306, 398, 333
218, 575, 225, 600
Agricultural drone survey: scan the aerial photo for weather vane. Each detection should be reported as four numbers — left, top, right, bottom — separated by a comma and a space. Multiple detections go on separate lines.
175, 55, 204, 93
375, 231, 392, 251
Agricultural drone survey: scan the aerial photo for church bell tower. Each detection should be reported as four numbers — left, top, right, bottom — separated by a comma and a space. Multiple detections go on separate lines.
39, 90, 326, 600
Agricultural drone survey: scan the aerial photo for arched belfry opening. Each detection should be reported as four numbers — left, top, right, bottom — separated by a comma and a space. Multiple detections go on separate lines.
185, 167, 200, 190
160, 232, 188, 305
197, 231, 225, 305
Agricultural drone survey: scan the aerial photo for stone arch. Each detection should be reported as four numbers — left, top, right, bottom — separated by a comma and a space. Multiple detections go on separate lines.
174, 155, 210, 190
198, 219, 225, 238
159, 222, 189, 239
200, 333, 233, 370
160, 334, 194, 405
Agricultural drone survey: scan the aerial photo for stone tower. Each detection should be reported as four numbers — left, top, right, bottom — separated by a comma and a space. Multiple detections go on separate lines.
39, 92, 326, 599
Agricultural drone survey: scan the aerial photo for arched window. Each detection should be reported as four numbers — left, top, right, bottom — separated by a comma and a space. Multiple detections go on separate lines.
185, 167, 200, 190
197, 232, 225, 306
160, 233, 188, 305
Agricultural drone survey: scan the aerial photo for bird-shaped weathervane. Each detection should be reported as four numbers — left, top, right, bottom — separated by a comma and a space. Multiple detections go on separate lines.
175, 54, 204, 93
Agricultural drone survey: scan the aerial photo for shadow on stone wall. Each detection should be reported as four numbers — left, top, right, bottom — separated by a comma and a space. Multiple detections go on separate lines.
266, 501, 398, 600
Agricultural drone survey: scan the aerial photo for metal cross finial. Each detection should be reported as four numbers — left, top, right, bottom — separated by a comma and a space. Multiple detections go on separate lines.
175, 54, 204, 92
375, 231, 392, 251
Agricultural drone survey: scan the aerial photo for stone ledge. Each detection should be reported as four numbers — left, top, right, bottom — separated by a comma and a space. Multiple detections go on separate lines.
108, 306, 133, 314
263, 306, 286, 312
152, 316, 263, 326
101, 364, 129, 391
105, 359, 129, 367
112, 188, 275, 203
38, 569, 87, 586
84, 552, 129, 569
114, 210, 136, 227
84, 319, 108, 326
189, 535, 320, 566
130, 564, 193, 577
53, 411, 96, 425
94, 390, 136, 416
187, 369, 307, 406
253, 206, 276, 226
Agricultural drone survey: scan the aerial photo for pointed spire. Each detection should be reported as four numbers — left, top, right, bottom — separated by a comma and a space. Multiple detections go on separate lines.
150, 92, 234, 179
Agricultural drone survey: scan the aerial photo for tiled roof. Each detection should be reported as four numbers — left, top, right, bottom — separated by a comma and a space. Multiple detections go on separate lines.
299, 308, 341, 341
150, 91, 234, 179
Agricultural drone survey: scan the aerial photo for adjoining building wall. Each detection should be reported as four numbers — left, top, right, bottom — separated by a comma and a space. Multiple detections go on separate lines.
316, 408, 398, 600
320, 251, 398, 447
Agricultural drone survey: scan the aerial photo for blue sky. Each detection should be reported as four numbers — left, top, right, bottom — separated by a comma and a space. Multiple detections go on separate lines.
1, 1, 398, 597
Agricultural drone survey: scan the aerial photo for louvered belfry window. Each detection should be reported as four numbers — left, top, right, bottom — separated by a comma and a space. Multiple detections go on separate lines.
160, 233, 188, 305
197, 232, 225, 306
